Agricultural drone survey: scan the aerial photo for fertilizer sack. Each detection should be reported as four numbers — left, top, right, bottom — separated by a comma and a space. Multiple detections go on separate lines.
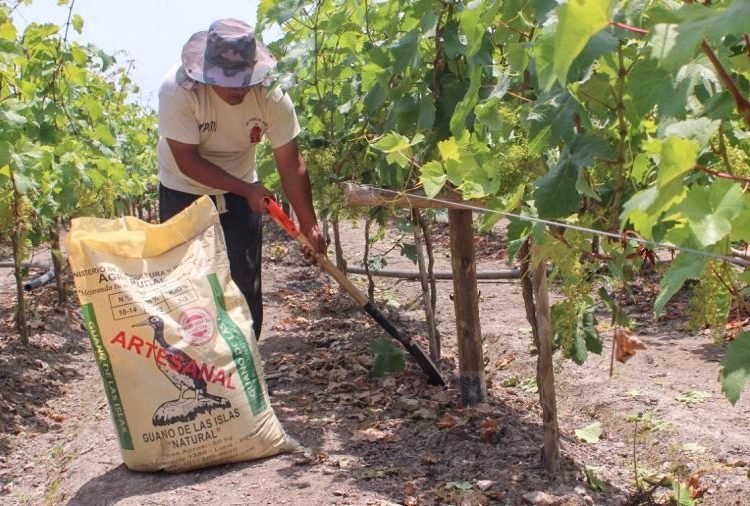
66, 196, 298, 472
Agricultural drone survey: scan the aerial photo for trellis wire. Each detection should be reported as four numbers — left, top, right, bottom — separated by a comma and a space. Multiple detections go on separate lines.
364, 185, 748, 267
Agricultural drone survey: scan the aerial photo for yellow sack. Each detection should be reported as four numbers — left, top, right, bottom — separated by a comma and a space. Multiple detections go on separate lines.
66, 196, 298, 472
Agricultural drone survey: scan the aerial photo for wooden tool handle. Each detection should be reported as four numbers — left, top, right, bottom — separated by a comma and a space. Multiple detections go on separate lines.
263, 196, 445, 386
264, 197, 368, 306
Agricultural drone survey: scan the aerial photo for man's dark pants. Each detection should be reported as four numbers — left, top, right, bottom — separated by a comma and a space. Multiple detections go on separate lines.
159, 184, 263, 339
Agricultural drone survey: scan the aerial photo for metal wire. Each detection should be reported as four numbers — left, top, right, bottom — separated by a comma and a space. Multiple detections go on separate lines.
363, 185, 748, 266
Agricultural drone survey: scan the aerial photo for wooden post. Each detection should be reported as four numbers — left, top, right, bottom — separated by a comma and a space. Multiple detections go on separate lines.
448, 209, 487, 404
531, 246, 560, 473
50, 216, 66, 306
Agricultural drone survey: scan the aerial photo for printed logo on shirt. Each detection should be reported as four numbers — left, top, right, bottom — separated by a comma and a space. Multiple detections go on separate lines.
198, 121, 217, 133
245, 117, 268, 144
250, 125, 262, 143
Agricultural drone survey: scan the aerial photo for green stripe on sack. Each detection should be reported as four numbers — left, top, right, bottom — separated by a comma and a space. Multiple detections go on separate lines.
208, 274, 266, 415
80, 303, 134, 450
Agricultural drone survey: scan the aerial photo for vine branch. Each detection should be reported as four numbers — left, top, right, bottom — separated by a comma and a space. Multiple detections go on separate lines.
708, 262, 750, 317
694, 163, 750, 184
701, 39, 750, 130
609, 21, 649, 36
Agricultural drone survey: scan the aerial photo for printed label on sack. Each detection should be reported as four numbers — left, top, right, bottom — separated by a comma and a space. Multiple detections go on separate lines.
68, 206, 295, 472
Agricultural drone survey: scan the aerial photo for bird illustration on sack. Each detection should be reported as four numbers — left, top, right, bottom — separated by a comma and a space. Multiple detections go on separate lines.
134, 315, 231, 426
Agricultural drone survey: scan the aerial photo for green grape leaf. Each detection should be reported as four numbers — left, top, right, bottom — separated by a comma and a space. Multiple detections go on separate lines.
566, 134, 613, 168
729, 195, 750, 242
650, 0, 750, 73
475, 97, 505, 131
459, 0, 498, 59
620, 182, 687, 239
399, 243, 417, 264
373, 132, 411, 153
0, 108, 27, 131
450, 62, 482, 139
71, 14, 84, 34
584, 465, 606, 491
506, 41, 529, 73
0, 140, 11, 168
575, 421, 602, 444
654, 252, 707, 316
567, 30, 618, 84
81, 95, 103, 122
93, 123, 115, 147
388, 95, 419, 133
364, 83, 386, 113
659, 62, 717, 120
581, 309, 603, 354
442, 21, 466, 59
720, 331, 750, 405
0, 19, 18, 41
574, 72, 613, 115
417, 93, 435, 131
533, 23, 557, 94
524, 89, 580, 154
534, 135, 611, 219
672, 481, 695, 506
369, 338, 405, 378
553, 0, 611, 88
656, 137, 699, 190
390, 30, 420, 74
672, 180, 744, 247
659, 117, 719, 149
437, 138, 460, 162
568, 308, 602, 365
650, 23, 704, 72
12, 171, 35, 194
420, 161, 446, 198
258, 0, 306, 26
576, 174, 600, 202
627, 58, 673, 118
534, 161, 579, 219
479, 185, 525, 232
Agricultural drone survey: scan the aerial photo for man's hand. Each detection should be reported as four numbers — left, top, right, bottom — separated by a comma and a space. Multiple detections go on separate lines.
242, 182, 274, 214
300, 222, 327, 264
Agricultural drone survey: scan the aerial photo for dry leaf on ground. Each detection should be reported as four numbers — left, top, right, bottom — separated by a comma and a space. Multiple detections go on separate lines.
420, 451, 446, 465
436, 413, 457, 429
352, 427, 399, 442
614, 328, 647, 363
688, 472, 707, 499
480, 418, 501, 444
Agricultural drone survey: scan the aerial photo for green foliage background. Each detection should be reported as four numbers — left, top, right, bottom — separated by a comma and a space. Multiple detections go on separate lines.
2, 0, 749, 402
257, 0, 750, 402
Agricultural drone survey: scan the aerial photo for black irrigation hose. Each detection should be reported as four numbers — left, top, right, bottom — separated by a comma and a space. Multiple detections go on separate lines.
346, 266, 524, 280
23, 266, 55, 291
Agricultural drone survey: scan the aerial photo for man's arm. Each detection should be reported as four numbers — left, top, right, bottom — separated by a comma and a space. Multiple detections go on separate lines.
166, 138, 271, 214
273, 138, 326, 257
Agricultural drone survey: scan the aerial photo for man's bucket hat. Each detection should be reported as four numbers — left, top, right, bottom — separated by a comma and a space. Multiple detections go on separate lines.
179, 19, 276, 88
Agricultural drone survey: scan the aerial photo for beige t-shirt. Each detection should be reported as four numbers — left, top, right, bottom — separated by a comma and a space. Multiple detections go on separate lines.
157, 64, 301, 195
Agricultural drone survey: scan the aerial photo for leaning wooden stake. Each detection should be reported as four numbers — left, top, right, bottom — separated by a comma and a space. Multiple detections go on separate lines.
529, 242, 560, 473
448, 209, 487, 404
411, 208, 440, 362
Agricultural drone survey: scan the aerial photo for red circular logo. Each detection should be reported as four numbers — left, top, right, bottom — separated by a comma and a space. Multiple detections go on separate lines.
179, 308, 215, 346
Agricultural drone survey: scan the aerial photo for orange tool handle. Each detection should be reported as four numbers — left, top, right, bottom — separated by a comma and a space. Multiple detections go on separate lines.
263, 197, 299, 237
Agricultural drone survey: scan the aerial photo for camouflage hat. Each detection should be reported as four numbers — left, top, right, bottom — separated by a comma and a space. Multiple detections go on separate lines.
179, 19, 276, 88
